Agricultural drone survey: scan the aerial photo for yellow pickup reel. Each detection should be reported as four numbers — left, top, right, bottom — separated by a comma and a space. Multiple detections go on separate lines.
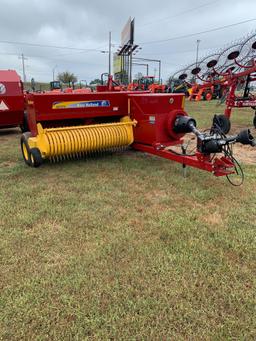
21, 116, 137, 167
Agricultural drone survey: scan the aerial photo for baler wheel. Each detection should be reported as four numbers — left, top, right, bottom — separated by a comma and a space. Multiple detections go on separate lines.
21, 132, 32, 166
30, 148, 43, 167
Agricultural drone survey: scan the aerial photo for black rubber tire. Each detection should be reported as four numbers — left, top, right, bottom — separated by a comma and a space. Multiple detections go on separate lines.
253, 114, 256, 128
20, 132, 32, 166
213, 114, 231, 134
30, 148, 43, 168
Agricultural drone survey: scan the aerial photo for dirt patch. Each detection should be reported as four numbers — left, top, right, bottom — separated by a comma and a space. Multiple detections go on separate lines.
0, 161, 18, 168
232, 144, 256, 165
229, 125, 256, 165
201, 211, 225, 227
229, 124, 255, 135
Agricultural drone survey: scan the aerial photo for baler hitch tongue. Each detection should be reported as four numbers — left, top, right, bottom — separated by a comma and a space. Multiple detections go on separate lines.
21, 116, 136, 167
208, 128, 255, 185
172, 114, 255, 185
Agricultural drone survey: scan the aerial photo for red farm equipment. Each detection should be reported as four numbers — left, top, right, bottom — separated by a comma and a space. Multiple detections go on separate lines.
190, 55, 256, 132
0, 70, 25, 130
96, 73, 127, 92
173, 32, 256, 132
48, 80, 92, 94
127, 76, 166, 93
188, 82, 227, 101
20, 89, 255, 185
222, 64, 256, 128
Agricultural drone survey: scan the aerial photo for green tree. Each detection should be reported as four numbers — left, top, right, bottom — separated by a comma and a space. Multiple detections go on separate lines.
89, 78, 102, 85
57, 71, 77, 84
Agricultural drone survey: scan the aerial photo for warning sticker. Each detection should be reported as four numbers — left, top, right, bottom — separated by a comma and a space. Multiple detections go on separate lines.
0, 100, 9, 111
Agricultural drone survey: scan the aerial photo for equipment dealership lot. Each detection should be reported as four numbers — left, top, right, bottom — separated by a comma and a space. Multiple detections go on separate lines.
0, 101, 255, 339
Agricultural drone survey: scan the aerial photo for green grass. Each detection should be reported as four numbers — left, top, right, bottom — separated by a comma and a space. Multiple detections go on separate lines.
0, 100, 256, 340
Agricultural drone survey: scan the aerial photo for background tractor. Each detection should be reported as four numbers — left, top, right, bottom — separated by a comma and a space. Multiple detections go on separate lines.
128, 76, 166, 93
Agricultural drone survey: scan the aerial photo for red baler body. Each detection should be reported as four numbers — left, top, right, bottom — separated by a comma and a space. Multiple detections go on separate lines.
26, 91, 144, 136
130, 93, 185, 147
0, 70, 24, 128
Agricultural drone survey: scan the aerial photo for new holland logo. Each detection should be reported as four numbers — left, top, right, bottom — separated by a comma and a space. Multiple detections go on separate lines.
0, 100, 9, 111
52, 100, 110, 109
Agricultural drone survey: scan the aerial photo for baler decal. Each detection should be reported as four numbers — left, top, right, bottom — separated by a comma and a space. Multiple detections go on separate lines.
52, 100, 110, 109
0, 100, 9, 111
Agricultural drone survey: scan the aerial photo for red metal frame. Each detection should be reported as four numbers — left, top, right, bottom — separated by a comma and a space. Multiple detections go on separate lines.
132, 144, 235, 176
195, 61, 256, 119
223, 66, 256, 118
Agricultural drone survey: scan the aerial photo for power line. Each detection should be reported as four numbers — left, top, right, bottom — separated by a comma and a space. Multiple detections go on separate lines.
0, 50, 107, 66
136, 43, 221, 57
0, 39, 104, 52
140, 18, 256, 45
52, 46, 108, 58
0, 49, 110, 64
138, 0, 220, 28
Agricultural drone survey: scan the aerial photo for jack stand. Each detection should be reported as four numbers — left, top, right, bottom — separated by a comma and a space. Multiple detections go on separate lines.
181, 145, 187, 178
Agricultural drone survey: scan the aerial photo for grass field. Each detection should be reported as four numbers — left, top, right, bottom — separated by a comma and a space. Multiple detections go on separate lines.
0, 100, 255, 340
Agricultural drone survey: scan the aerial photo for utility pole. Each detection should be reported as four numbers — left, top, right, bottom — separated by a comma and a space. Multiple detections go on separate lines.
196, 39, 201, 66
109, 31, 112, 75
129, 52, 133, 83
19, 53, 28, 82
52, 65, 57, 81
158, 60, 161, 83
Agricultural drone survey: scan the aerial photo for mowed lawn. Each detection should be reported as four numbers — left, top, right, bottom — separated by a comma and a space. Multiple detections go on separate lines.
0, 100, 255, 340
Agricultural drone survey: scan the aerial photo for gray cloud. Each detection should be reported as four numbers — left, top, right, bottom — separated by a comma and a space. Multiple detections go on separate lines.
0, 0, 255, 82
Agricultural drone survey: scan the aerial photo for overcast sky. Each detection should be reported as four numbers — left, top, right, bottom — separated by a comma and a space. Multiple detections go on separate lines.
0, 0, 255, 83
